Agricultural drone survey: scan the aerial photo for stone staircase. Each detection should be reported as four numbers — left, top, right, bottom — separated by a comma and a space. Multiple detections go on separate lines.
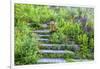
33, 23, 80, 63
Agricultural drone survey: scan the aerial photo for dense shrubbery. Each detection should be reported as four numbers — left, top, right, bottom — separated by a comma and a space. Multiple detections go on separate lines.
15, 4, 94, 65
15, 4, 41, 65
49, 7, 94, 60
15, 29, 40, 64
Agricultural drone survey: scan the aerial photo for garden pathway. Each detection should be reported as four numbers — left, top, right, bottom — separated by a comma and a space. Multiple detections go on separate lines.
33, 23, 80, 63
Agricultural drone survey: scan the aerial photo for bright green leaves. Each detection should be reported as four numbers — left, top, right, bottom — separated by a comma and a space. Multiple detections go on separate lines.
15, 4, 41, 65
83, 34, 88, 45
15, 26, 40, 65
76, 33, 94, 59
50, 31, 66, 43
89, 38, 94, 50
77, 34, 89, 58
15, 4, 94, 64
77, 34, 88, 44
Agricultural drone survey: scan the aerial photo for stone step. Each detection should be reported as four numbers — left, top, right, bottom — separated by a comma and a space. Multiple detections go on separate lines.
27, 23, 49, 29
39, 50, 74, 54
40, 44, 79, 47
40, 44, 65, 47
41, 24, 49, 28
39, 44, 79, 51
38, 34, 50, 37
37, 58, 66, 63
33, 30, 50, 33
37, 38, 49, 42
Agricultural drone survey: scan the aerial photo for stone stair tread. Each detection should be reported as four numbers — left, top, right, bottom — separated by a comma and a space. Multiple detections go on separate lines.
37, 38, 49, 41
39, 50, 74, 54
37, 58, 66, 63
41, 24, 48, 28
40, 44, 79, 47
33, 30, 50, 33
40, 44, 64, 46
38, 34, 50, 37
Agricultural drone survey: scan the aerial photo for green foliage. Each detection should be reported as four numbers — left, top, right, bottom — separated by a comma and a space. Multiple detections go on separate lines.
76, 33, 94, 59
50, 21, 82, 44
15, 4, 94, 64
15, 23, 40, 65
89, 38, 94, 51
50, 31, 66, 43
15, 4, 41, 65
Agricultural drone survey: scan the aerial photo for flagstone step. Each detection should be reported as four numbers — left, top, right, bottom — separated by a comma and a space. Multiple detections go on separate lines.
40, 44, 78, 47
39, 50, 74, 54
40, 44, 65, 47
41, 24, 49, 28
38, 34, 50, 37
37, 38, 49, 42
37, 58, 66, 63
33, 30, 50, 33
39, 44, 80, 51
